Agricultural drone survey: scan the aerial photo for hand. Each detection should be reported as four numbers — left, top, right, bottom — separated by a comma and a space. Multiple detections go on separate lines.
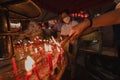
69, 19, 90, 41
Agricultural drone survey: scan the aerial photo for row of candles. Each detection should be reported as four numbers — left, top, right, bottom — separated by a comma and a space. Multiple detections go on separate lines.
11, 36, 64, 80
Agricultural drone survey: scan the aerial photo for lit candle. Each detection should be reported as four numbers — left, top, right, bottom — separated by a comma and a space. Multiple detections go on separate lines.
44, 43, 49, 52
47, 53, 53, 71
34, 48, 38, 61
25, 56, 41, 80
48, 45, 53, 71
25, 56, 34, 80
11, 57, 19, 80
44, 44, 53, 71
56, 47, 61, 65
28, 41, 34, 55
25, 71, 32, 80
34, 48, 38, 53
24, 43, 28, 53
33, 64, 41, 80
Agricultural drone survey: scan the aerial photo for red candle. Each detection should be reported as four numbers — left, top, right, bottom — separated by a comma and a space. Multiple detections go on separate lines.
25, 56, 34, 80
26, 71, 32, 80
34, 48, 38, 61
44, 44, 53, 71
11, 57, 19, 80
57, 54, 61, 65
47, 53, 53, 71
56, 47, 61, 65
33, 65, 41, 80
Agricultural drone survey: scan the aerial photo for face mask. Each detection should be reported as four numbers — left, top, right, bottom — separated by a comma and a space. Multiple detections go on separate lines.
63, 16, 70, 24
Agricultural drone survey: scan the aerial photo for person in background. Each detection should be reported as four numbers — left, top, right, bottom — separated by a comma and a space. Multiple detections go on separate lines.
52, 19, 63, 41
19, 21, 43, 40
60, 9, 78, 78
69, 1, 120, 57
41, 22, 51, 39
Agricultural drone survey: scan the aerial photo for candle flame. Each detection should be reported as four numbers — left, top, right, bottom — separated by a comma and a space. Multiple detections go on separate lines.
34, 48, 38, 53
25, 56, 35, 72
17, 41, 20, 44
28, 41, 33, 44
24, 43, 27, 46
48, 45, 52, 52
44, 44, 52, 52
44, 44, 49, 52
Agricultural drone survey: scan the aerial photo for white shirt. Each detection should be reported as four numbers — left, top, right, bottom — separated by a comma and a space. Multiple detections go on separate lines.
61, 20, 78, 36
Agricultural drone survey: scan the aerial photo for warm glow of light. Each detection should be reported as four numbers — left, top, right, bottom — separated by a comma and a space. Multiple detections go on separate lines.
78, 13, 81, 17
51, 36, 57, 44
71, 13, 75, 17
44, 44, 53, 52
48, 45, 52, 52
84, 14, 89, 18
81, 14, 84, 18
44, 44, 49, 52
24, 43, 27, 46
25, 56, 35, 72
10, 22, 21, 28
34, 48, 38, 53
57, 47, 60, 52
51, 36, 60, 46
28, 41, 33, 44
74, 13, 78, 17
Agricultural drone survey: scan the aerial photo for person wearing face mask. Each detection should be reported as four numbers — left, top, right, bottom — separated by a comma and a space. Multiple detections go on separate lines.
60, 10, 78, 38
60, 9, 78, 79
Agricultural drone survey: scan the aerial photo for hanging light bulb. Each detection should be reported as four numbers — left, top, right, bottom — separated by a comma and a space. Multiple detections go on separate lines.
84, 14, 89, 18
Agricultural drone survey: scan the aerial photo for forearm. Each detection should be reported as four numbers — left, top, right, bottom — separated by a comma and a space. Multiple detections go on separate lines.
69, 8, 120, 41
92, 8, 120, 28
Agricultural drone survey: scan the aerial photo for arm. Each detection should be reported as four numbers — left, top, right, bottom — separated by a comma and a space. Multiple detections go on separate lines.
69, 8, 120, 40
92, 8, 120, 27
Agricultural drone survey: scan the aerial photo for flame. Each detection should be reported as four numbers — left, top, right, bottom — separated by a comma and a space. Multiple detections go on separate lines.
34, 48, 38, 53
24, 43, 27, 46
25, 56, 35, 72
28, 41, 33, 44
44, 44, 49, 52
48, 45, 52, 52
44, 44, 52, 52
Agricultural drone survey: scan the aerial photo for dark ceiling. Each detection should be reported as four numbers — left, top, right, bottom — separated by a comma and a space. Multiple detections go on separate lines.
33, 0, 114, 13
0, 0, 115, 21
